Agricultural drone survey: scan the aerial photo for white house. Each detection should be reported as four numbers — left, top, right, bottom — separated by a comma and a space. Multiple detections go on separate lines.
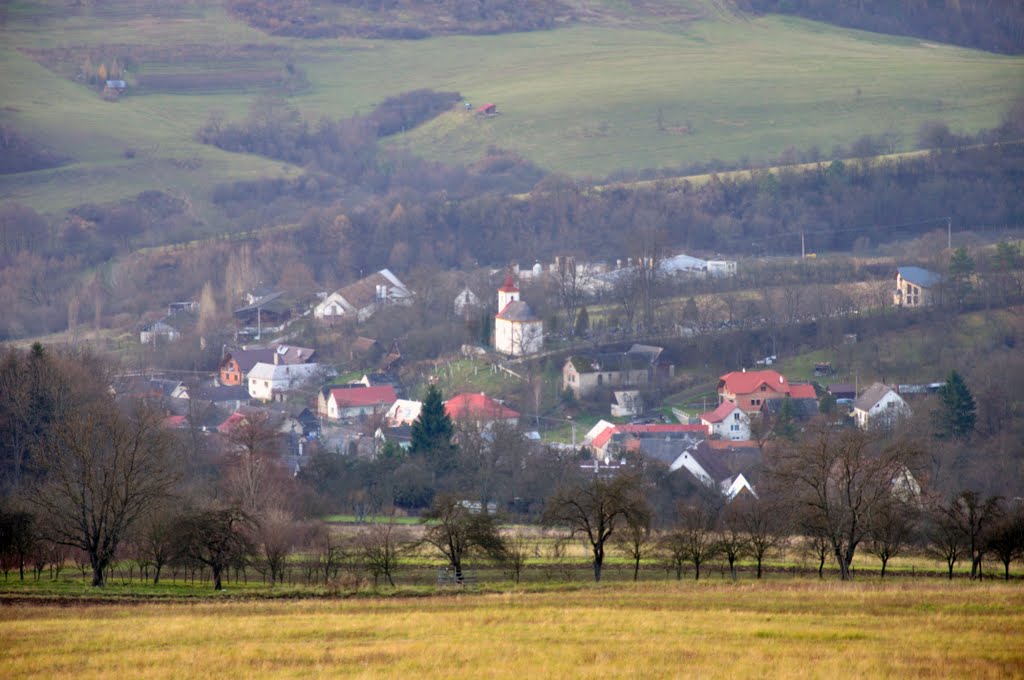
853, 382, 911, 430
314, 269, 412, 322
893, 266, 941, 308
247, 362, 323, 402
699, 401, 751, 441
494, 271, 542, 357
454, 287, 480, 316
320, 385, 398, 420
385, 399, 423, 427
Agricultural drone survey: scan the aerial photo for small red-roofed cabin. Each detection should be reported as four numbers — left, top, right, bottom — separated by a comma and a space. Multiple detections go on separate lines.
476, 103, 497, 116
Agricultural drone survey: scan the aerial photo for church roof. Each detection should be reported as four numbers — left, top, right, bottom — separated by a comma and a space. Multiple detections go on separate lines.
498, 270, 519, 293
496, 300, 539, 322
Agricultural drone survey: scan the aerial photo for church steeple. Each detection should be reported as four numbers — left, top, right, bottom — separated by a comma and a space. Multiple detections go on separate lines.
497, 267, 520, 311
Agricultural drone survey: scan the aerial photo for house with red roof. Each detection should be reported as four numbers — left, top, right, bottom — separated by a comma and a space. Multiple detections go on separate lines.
699, 401, 750, 441
717, 369, 818, 415
444, 392, 520, 428
589, 423, 707, 461
319, 385, 398, 420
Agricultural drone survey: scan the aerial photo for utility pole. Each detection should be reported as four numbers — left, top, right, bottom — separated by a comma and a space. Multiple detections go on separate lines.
947, 216, 952, 251
801, 231, 806, 259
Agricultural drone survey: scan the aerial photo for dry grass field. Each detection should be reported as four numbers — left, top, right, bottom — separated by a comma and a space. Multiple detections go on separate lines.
2, 581, 1022, 679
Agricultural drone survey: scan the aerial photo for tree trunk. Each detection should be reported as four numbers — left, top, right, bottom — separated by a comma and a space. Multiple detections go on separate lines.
633, 558, 640, 582
693, 561, 701, 581
675, 562, 683, 580
91, 555, 107, 587
212, 564, 223, 590
1004, 561, 1011, 581
593, 545, 603, 582
153, 563, 162, 585
454, 561, 464, 585
728, 556, 736, 581
880, 557, 888, 579
756, 558, 763, 579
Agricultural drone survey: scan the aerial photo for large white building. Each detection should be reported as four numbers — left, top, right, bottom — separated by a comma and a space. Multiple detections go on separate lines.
247, 361, 323, 402
494, 271, 543, 356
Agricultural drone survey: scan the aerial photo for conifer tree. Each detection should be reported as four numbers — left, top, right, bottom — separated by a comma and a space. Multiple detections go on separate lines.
935, 370, 976, 440
410, 384, 456, 476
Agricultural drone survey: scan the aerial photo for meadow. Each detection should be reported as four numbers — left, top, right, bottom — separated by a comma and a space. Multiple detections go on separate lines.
1, 0, 1022, 218
2, 581, 1022, 678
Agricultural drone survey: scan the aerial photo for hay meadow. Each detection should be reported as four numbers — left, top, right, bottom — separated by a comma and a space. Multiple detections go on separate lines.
2, 581, 1022, 678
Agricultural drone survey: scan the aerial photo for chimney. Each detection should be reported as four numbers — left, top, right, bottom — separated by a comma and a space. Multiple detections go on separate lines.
274, 353, 279, 365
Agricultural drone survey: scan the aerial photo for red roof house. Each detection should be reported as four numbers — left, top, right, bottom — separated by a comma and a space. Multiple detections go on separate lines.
322, 385, 398, 420
476, 103, 497, 115
444, 392, 519, 426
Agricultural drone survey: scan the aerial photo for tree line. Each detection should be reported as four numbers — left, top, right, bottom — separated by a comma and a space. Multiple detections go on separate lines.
741, 0, 1024, 54
2, 346, 1022, 589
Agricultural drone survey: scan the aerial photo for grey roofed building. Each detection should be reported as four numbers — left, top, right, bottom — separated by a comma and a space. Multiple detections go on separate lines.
897, 266, 942, 288
853, 382, 898, 413
495, 300, 540, 321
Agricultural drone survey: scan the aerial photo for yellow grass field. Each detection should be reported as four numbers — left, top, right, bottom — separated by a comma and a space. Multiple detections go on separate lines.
2, 581, 1022, 679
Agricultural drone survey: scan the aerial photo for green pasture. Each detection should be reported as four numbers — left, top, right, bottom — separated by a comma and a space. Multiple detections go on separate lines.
1, 0, 1022, 219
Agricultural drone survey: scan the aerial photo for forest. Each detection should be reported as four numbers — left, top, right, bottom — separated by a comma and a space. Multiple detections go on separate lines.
742, 0, 1024, 54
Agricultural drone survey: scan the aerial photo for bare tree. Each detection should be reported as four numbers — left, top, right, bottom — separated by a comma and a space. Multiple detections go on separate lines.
307, 523, 348, 585
174, 507, 255, 590
717, 504, 749, 580
422, 495, 507, 584
658, 529, 688, 580
357, 519, 410, 587
943, 490, 1003, 580
255, 508, 297, 585
551, 257, 595, 337
766, 422, 921, 580
503, 528, 532, 584
867, 499, 917, 578
29, 401, 179, 586
986, 507, 1024, 581
736, 497, 785, 579
676, 504, 719, 581
612, 501, 654, 582
136, 513, 178, 584
925, 501, 966, 579
543, 473, 646, 582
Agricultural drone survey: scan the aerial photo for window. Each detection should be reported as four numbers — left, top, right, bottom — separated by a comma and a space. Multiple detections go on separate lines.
733, 413, 740, 421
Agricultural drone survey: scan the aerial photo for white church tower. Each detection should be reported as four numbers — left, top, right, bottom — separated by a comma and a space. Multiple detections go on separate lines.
494, 268, 543, 357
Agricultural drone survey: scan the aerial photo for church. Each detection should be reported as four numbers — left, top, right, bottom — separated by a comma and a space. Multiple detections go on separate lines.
494, 270, 543, 356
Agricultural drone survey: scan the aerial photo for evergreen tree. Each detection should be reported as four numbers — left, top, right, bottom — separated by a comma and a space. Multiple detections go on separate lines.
574, 306, 590, 337
410, 384, 456, 476
935, 370, 976, 440
949, 247, 975, 307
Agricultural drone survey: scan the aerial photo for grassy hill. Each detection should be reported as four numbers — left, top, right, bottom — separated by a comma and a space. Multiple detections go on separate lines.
0, 0, 1021, 217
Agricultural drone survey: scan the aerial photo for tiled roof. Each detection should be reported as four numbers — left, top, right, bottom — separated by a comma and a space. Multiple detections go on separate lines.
718, 370, 788, 395
336, 269, 409, 310
330, 385, 397, 408
222, 348, 275, 373
496, 300, 539, 322
788, 383, 817, 400
700, 400, 740, 424
591, 423, 706, 450
853, 382, 897, 412
445, 393, 520, 421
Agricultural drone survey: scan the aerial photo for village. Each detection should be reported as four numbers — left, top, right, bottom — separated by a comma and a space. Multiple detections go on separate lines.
123, 249, 967, 511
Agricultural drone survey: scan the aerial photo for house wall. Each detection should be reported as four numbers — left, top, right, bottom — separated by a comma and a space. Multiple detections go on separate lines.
894, 274, 933, 308
703, 410, 750, 441
855, 392, 910, 429
563, 363, 650, 398
722, 384, 787, 413
221, 359, 244, 386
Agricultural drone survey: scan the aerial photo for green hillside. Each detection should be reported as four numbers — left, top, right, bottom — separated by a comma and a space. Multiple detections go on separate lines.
0, 0, 1021, 215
